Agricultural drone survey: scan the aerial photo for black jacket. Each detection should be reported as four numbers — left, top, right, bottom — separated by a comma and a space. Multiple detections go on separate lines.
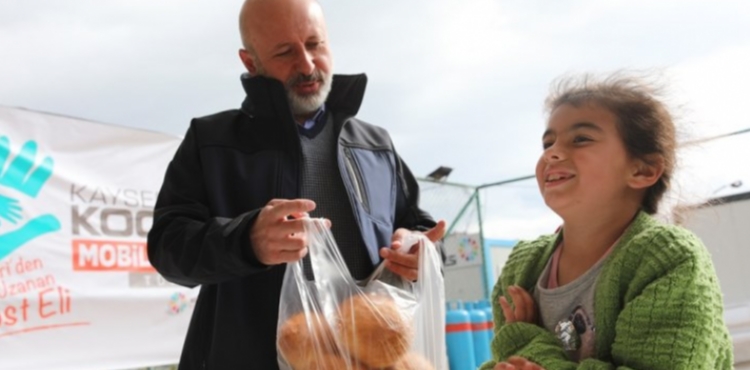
147, 74, 435, 369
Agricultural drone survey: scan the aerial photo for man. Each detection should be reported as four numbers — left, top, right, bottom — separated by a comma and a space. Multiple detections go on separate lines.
147, 0, 445, 368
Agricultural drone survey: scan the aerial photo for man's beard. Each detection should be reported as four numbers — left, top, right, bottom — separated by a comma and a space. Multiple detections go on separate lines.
254, 59, 332, 116
284, 69, 332, 116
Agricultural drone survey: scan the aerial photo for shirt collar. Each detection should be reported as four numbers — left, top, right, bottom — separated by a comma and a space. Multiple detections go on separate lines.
300, 105, 326, 130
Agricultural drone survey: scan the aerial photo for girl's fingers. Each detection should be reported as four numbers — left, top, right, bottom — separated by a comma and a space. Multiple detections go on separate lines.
527, 363, 543, 370
507, 356, 526, 366
494, 363, 518, 370
508, 356, 544, 370
499, 296, 515, 323
502, 285, 539, 324
508, 286, 528, 322
518, 287, 537, 323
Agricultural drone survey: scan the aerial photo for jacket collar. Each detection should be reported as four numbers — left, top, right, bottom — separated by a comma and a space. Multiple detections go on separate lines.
239, 73, 368, 119
545, 210, 656, 263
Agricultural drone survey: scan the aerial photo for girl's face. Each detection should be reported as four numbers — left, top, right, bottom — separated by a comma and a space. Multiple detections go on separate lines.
536, 103, 641, 218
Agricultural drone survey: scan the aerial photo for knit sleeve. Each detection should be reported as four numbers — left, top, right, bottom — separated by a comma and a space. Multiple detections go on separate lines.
480, 236, 564, 370
601, 247, 733, 370
481, 253, 730, 370
481, 226, 733, 370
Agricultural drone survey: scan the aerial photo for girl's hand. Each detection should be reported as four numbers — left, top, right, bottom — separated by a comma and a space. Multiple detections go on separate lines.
499, 285, 538, 324
494, 356, 545, 370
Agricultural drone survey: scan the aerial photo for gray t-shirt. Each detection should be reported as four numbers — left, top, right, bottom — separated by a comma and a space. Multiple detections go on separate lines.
533, 245, 610, 362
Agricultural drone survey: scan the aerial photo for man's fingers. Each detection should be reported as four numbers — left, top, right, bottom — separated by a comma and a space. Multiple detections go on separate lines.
287, 211, 310, 220
388, 239, 418, 254
423, 219, 447, 243
275, 218, 308, 235
268, 199, 316, 219
390, 228, 410, 243
381, 249, 418, 270
266, 199, 287, 207
277, 247, 308, 263
384, 260, 417, 281
284, 233, 308, 250
254, 218, 306, 246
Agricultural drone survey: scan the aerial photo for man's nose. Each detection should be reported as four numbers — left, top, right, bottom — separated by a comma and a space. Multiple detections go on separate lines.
296, 50, 315, 76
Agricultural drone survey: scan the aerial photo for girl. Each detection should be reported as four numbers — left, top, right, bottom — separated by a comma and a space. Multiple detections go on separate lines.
481, 74, 733, 370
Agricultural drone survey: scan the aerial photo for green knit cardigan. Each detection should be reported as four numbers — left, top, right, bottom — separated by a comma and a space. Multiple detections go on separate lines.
479, 211, 733, 370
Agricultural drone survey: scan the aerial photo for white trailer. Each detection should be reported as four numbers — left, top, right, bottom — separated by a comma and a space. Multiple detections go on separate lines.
677, 191, 750, 367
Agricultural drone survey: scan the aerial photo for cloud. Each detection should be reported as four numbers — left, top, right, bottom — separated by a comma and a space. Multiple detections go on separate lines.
321, 0, 750, 184
1, 0, 748, 216
0, 0, 246, 135
670, 45, 750, 137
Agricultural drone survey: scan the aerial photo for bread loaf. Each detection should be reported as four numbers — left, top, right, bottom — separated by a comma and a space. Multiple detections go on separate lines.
337, 293, 413, 368
278, 311, 336, 369
391, 352, 436, 370
301, 353, 368, 370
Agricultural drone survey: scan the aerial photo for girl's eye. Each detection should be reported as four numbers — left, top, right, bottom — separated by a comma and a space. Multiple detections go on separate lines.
573, 136, 591, 144
542, 141, 553, 149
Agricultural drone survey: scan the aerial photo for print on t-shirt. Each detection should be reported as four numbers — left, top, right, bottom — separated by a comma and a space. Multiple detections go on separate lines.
555, 305, 596, 361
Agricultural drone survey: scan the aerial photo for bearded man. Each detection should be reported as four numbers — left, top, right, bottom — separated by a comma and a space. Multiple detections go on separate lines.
147, 0, 444, 368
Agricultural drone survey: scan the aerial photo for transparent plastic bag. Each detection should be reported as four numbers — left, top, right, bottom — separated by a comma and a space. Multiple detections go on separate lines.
277, 218, 447, 370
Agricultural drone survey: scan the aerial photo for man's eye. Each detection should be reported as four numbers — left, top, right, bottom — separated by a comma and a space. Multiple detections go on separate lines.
275, 50, 292, 57
542, 141, 553, 149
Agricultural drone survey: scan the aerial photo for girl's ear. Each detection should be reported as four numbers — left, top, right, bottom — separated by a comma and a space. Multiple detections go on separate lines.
628, 155, 665, 190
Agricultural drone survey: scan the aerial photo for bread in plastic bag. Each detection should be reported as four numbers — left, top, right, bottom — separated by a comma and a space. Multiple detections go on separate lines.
276, 218, 447, 369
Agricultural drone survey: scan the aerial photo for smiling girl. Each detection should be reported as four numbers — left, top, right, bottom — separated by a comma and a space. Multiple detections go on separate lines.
481, 74, 733, 370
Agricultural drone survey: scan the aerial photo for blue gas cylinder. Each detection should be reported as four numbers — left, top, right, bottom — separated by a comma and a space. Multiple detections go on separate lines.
465, 301, 491, 365
445, 300, 475, 370
476, 299, 494, 353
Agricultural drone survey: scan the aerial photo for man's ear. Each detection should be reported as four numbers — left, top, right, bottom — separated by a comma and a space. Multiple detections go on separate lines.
628, 155, 665, 190
238, 49, 258, 75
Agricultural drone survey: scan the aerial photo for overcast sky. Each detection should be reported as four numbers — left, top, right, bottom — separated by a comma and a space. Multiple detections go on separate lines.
2, 0, 749, 238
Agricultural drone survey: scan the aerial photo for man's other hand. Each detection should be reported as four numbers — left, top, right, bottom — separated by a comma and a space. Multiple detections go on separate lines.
380, 220, 446, 281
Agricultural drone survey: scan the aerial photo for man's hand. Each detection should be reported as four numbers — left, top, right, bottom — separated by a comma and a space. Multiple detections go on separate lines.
494, 356, 545, 370
249, 198, 327, 265
379, 220, 446, 281
499, 285, 537, 324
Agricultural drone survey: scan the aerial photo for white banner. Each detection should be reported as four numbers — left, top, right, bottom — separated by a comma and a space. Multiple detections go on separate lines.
0, 106, 195, 370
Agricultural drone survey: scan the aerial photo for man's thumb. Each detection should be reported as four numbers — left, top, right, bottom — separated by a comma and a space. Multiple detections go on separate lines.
424, 220, 447, 242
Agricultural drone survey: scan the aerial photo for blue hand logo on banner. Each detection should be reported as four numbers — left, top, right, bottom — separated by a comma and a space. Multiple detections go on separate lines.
0, 136, 61, 260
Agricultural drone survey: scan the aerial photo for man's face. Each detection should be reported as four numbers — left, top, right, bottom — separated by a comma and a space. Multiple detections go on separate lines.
240, 0, 333, 116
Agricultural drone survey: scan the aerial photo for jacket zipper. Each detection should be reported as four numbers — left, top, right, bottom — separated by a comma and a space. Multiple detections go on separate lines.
343, 147, 370, 213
